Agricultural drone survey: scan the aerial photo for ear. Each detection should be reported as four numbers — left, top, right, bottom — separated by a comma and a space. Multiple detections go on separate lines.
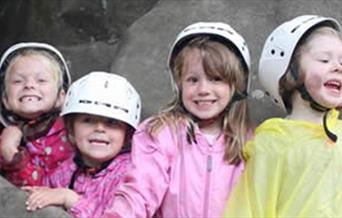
67, 132, 76, 145
2, 93, 10, 110
55, 89, 66, 108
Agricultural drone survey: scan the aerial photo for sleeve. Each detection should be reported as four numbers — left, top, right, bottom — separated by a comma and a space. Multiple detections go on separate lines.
0, 146, 31, 172
103, 125, 174, 218
45, 157, 75, 188
223, 129, 286, 217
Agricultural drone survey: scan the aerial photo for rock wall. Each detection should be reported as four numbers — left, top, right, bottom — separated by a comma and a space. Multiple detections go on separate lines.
0, 175, 70, 217
111, 0, 342, 123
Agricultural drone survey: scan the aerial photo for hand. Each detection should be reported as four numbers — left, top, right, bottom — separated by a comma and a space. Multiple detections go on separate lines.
22, 186, 80, 211
1, 126, 22, 162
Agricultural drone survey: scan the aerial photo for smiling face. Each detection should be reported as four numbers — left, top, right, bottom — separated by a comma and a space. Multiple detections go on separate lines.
3, 53, 64, 119
72, 114, 127, 167
299, 29, 342, 109
181, 48, 233, 132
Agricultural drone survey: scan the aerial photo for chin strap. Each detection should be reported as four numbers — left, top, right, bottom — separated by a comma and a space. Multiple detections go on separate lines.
323, 111, 338, 143
68, 152, 113, 189
296, 85, 337, 143
290, 65, 337, 142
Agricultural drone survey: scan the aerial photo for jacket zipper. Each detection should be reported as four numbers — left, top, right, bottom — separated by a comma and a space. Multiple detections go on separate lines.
203, 153, 212, 217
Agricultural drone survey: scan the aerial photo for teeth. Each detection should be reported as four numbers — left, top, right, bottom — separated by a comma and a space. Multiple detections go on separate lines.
20, 96, 41, 102
195, 100, 215, 104
89, 139, 109, 145
326, 81, 341, 88
325, 80, 341, 90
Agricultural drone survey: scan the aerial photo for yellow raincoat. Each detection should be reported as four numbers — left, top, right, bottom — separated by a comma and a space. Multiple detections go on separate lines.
223, 110, 342, 218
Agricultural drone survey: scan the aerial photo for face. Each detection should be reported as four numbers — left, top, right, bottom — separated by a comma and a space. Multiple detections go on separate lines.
181, 48, 233, 132
300, 33, 342, 109
72, 114, 127, 167
3, 54, 64, 119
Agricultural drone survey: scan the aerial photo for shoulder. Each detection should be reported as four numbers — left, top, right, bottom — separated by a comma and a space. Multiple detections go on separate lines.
135, 116, 185, 143
244, 118, 294, 157
132, 116, 185, 156
106, 152, 131, 175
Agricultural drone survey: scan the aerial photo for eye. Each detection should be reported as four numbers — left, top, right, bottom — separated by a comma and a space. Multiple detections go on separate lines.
107, 118, 120, 126
81, 116, 95, 124
186, 76, 199, 83
209, 76, 222, 82
317, 56, 329, 63
12, 79, 23, 84
319, 59, 329, 63
37, 78, 48, 83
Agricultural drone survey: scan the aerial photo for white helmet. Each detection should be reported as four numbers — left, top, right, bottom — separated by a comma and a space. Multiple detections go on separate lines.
61, 71, 141, 129
0, 42, 72, 126
258, 15, 341, 110
0, 42, 71, 91
168, 22, 251, 92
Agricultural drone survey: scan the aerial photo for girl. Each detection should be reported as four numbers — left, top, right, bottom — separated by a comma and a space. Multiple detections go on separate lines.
23, 71, 141, 218
104, 22, 251, 218
0, 42, 73, 187
224, 15, 342, 217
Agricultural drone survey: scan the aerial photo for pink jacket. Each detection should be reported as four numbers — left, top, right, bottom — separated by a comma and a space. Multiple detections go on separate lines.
104, 120, 244, 218
0, 118, 74, 187
48, 153, 131, 218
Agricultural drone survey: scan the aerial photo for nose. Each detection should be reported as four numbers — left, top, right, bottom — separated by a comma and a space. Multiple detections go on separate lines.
197, 79, 210, 95
94, 121, 106, 132
23, 78, 36, 89
333, 61, 342, 73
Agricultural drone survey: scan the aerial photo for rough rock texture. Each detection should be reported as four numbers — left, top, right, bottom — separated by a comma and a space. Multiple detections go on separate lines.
0, 0, 158, 80
111, 0, 342, 123
0, 175, 70, 217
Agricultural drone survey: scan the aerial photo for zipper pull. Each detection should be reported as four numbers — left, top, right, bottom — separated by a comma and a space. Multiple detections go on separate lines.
207, 155, 212, 172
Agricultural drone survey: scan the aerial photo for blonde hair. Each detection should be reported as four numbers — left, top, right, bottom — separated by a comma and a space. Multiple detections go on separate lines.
279, 25, 342, 113
147, 37, 249, 164
3, 49, 63, 94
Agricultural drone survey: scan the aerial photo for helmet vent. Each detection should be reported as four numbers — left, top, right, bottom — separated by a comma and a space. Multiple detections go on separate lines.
291, 25, 300, 33
78, 99, 129, 113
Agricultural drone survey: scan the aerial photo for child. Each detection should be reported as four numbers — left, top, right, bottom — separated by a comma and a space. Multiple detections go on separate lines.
224, 15, 342, 217
0, 42, 74, 187
23, 71, 141, 218
104, 22, 251, 218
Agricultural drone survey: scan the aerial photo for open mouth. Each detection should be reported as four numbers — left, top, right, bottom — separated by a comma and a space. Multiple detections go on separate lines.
19, 95, 41, 102
89, 139, 109, 146
194, 99, 216, 105
324, 80, 341, 92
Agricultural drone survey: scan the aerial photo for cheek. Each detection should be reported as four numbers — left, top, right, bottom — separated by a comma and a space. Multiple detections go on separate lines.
305, 74, 322, 90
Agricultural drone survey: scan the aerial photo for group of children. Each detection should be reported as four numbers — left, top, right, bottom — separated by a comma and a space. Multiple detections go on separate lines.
0, 14, 341, 218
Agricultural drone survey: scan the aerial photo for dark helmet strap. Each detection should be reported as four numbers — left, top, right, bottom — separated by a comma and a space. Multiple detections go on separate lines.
296, 84, 329, 112
290, 64, 337, 142
323, 111, 338, 143
69, 151, 113, 189
290, 64, 329, 112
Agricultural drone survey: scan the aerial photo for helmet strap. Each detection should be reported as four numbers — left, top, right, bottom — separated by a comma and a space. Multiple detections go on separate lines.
290, 65, 337, 142
290, 64, 329, 112
69, 151, 113, 189
296, 84, 329, 112
323, 111, 338, 143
